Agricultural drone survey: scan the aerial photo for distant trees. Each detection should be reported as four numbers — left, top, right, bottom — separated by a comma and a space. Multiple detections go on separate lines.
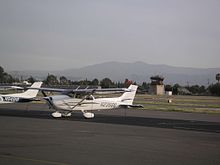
216, 73, 220, 83
165, 84, 172, 91
186, 85, 206, 94
100, 78, 114, 88
208, 83, 220, 96
1, 65, 220, 96
27, 76, 36, 84
91, 78, 99, 86
124, 79, 133, 88
0, 66, 17, 83
59, 76, 69, 85
42, 75, 133, 88
44, 74, 59, 85
172, 84, 180, 95
39, 73, 220, 96
162, 83, 219, 96
138, 82, 150, 92
164, 84, 207, 95
0, 66, 4, 81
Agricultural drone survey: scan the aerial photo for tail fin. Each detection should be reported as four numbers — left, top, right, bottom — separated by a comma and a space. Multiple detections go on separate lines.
119, 85, 138, 105
22, 82, 43, 98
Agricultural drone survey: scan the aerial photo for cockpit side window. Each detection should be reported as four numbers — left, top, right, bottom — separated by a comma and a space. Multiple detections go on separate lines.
85, 95, 94, 100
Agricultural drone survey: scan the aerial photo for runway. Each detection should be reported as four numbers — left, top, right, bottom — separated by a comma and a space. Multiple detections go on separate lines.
0, 103, 220, 165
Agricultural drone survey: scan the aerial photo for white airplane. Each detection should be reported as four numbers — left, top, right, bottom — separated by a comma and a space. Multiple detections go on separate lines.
0, 82, 43, 104
31, 84, 142, 119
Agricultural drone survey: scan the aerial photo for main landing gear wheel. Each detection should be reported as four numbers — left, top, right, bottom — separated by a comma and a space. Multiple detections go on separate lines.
51, 111, 71, 118
82, 110, 95, 119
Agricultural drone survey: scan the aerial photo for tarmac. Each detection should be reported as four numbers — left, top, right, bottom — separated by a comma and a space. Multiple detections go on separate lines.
0, 103, 220, 165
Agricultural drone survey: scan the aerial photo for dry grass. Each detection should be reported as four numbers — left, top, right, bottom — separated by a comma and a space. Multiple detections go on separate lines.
134, 94, 220, 114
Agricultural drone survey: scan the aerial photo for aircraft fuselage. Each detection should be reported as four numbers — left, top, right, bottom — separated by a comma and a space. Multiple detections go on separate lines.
0, 95, 33, 103
48, 95, 121, 111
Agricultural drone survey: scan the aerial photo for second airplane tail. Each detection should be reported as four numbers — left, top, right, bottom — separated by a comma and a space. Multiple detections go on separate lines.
22, 82, 43, 98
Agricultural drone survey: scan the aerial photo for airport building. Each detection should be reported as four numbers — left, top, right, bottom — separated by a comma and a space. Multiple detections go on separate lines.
149, 75, 165, 95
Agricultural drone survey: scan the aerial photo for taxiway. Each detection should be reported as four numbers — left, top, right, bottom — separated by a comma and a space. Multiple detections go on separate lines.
0, 103, 220, 165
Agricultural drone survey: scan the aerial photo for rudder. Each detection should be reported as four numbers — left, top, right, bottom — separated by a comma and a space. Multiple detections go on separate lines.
119, 85, 138, 105
22, 82, 43, 98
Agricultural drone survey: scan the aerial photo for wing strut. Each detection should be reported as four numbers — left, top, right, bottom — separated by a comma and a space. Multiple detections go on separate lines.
63, 95, 88, 111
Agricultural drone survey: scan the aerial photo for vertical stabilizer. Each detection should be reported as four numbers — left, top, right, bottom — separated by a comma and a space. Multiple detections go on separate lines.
22, 82, 43, 98
119, 85, 138, 105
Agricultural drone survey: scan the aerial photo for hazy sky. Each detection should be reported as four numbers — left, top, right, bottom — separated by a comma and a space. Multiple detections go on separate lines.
0, 0, 220, 71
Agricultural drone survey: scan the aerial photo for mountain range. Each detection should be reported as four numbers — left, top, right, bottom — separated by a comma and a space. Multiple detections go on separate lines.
9, 61, 220, 86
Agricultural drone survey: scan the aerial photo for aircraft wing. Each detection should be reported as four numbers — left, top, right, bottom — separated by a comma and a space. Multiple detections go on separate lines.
27, 87, 131, 94
0, 86, 24, 90
94, 88, 131, 93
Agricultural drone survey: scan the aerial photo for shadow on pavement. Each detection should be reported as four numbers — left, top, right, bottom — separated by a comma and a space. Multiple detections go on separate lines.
0, 108, 220, 133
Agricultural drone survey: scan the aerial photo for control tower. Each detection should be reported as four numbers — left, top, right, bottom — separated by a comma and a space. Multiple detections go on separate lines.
149, 75, 165, 95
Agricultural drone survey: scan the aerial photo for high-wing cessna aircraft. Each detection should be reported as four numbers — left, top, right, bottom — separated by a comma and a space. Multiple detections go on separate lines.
31, 84, 142, 118
0, 82, 42, 104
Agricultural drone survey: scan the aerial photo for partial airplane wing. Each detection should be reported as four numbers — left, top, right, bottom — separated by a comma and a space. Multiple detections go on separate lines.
0, 86, 24, 90
28, 86, 131, 94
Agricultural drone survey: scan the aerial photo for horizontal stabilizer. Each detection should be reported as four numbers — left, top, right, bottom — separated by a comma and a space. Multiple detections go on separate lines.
119, 104, 144, 108
128, 104, 144, 108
